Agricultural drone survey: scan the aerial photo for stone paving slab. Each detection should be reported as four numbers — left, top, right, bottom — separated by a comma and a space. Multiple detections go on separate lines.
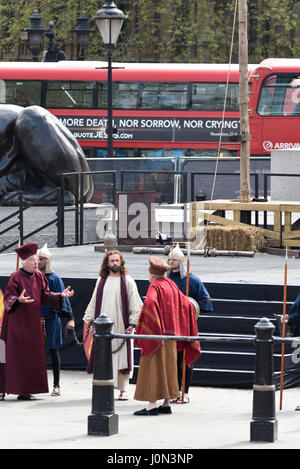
1, 371, 300, 450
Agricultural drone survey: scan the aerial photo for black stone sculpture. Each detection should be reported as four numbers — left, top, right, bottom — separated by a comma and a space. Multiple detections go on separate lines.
0, 105, 93, 205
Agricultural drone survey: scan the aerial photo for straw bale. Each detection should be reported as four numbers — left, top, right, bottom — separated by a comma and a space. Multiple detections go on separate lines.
190, 225, 266, 252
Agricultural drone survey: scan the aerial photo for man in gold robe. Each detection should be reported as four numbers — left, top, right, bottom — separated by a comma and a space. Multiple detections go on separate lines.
134, 256, 200, 416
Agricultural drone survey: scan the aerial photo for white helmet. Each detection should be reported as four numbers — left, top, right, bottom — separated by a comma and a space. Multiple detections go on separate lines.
168, 243, 185, 262
37, 243, 53, 274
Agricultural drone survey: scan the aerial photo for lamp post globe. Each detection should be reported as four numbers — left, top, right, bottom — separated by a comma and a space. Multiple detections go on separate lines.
72, 12, 91, 60
94, 0, 127, 47
24, 10, 45, 61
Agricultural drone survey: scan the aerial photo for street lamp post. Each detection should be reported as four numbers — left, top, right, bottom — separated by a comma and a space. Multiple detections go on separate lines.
72, 12, 92, 60
94, 1, 127, 158
25, 10, 86, 62
24, 10, 45, 61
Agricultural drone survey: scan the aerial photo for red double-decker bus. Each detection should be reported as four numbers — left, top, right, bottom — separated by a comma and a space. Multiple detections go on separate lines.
0, 59, 299, 158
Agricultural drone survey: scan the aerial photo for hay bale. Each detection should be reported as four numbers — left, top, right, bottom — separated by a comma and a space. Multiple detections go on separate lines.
190, 225, 266, 252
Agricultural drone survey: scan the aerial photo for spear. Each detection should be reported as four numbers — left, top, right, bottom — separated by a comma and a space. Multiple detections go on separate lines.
181, 241, 190, 404
279, 246, 288, 410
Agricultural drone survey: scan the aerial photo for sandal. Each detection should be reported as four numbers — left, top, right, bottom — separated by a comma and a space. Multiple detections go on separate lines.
0, 393, 5, 401
170, 396, 181, 404
17, 394, 37, 401
51, 386, 61, 397
171, 394, 190, 404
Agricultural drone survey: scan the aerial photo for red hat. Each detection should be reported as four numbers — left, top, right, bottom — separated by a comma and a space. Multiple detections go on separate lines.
15, 242, 38, 260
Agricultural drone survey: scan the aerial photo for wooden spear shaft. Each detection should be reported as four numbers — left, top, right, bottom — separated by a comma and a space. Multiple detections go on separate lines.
181, 242, 190, 404
279, 247, 288, 410
16, 237, 20, 270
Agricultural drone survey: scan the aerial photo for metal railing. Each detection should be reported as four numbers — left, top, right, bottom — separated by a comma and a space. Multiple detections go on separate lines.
87, 314, 297, 442
0, 188, 62, 253
2, 167, 300, 251
57, 170, 117, 247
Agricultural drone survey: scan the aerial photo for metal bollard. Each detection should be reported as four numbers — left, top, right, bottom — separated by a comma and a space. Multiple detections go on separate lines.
87, 314, 119, 436
250, 317, 278, 442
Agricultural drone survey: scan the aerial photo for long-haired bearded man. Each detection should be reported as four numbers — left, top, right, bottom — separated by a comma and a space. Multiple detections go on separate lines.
83, 250, 143, 401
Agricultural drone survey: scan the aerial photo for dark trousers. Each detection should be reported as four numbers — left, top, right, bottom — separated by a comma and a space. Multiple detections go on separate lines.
177, 350, 193, 393
49, 348, 60, 387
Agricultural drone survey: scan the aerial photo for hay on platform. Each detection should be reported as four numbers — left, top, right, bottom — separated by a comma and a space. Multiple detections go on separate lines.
190, 225, 266, 252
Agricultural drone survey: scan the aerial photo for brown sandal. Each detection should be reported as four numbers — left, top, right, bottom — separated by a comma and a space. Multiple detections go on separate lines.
170, 397, 181, 404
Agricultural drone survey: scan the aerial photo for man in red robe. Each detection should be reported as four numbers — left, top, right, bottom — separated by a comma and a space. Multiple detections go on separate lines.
0, 242, 74, 401
133, 256, 200, 416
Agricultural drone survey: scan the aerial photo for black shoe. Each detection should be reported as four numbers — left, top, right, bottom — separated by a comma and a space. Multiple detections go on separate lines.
158, 405, 172, 414
134, 407, 159, 416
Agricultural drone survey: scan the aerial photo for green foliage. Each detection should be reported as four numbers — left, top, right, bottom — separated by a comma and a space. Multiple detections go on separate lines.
0, 0, 298, 62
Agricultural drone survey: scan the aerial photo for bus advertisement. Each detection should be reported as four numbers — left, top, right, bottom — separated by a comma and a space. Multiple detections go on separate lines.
0, 59, 299, 159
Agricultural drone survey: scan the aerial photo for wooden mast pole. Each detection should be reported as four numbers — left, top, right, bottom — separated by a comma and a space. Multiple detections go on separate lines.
181, 241, 190, 404
239, 0, 251, 203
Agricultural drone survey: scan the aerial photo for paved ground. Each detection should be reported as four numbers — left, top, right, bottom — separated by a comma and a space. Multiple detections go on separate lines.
1, 243, 300, 285
1, 370, 300, 450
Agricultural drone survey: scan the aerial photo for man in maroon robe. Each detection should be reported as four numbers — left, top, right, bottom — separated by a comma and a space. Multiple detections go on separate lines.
0, 242, 74, 401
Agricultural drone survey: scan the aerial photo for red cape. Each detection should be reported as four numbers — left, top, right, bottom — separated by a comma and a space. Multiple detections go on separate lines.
135, 277, 201, 366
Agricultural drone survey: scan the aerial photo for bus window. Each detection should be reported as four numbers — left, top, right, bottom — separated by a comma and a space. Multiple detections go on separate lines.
283, 76, 300, 115
257, 76, 275, 115
45, 81, 94, 108
0, 80, 5, 103
141, 82, 188, 109
192, 83, 239, 111
1, 80, 42, 106
97, 82, 138, 109
257, 74, 300, 116
114, 82, 138, 108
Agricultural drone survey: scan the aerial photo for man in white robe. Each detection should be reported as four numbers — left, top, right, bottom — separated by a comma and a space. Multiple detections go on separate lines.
83, 250, 142, 400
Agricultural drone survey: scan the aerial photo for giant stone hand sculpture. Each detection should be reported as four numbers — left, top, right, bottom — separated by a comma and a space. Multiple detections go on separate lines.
0, 105, 93, 205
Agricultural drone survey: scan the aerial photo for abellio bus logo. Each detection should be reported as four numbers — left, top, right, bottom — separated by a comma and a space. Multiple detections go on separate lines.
263, 140, 273, 151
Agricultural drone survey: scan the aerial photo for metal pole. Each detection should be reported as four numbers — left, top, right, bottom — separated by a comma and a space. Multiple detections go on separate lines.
250, 317, 278, 442
75, 172, 79, 245
79, 172, 84, 245
58, 176, 65, 247
18, 191, 24, 245
107, 45, 113, 158
87, 314, 118, 436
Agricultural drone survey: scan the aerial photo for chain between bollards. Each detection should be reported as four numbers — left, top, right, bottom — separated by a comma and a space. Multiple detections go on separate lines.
87, 314, 295, 440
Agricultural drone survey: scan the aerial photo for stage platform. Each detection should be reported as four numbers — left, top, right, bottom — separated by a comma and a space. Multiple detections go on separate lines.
191, 199, 300, 248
